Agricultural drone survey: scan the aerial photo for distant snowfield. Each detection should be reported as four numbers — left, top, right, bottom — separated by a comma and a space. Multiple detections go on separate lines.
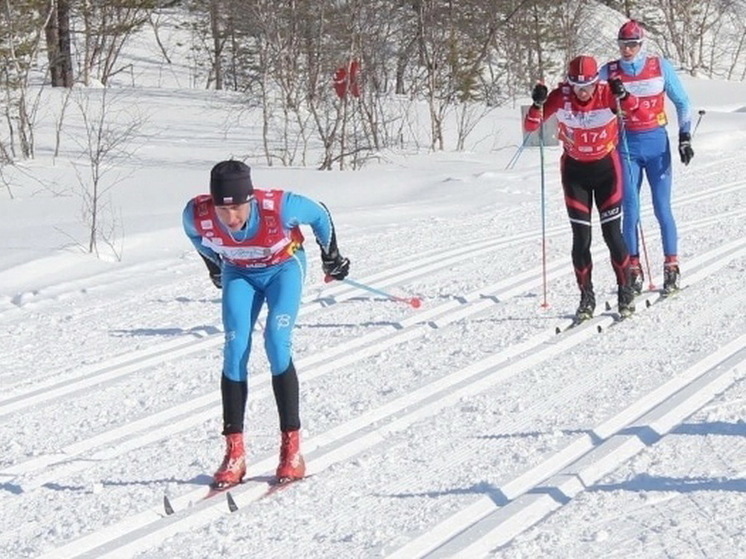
0, 25, 745, 559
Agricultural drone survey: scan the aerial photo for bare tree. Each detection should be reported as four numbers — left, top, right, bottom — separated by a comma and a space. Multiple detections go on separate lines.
180, 0, 245, 90
5, 0, 739, 177
207, 0, 225, 89
74, 0, 166, 86
53, 86, 74, 160
410, 0, 510, 151
0, 0, 52, 159
240, 0, 321, 167
0, 163, 14, 198
70, 87, 146, 257
725, 9, 746, 79
597, 0, 642, 16
644, 0, 743, 76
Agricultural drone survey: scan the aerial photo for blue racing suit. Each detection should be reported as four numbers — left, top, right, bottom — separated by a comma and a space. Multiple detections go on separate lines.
183, 189, 342, 435
183, 191, 335, 380
600, 51, 692, 258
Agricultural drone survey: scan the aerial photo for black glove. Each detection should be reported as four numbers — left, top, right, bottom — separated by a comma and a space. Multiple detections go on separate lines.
316, 202, 349, 281
678, 132, 694, 165
531, 83, 548, 107
209, 270, 222, 289
608, 77, 628, 99
322, 250, 350, 281
199, 253, 222, 289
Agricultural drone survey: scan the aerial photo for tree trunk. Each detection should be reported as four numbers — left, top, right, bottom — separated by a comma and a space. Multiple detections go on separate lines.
45, 0, 74, 87
44, 1, 62, 86
58, 0, 73, 87
209, 0, 223, 90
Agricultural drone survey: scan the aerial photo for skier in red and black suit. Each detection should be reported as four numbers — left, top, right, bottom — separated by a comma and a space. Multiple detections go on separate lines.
524, 55, 652, 321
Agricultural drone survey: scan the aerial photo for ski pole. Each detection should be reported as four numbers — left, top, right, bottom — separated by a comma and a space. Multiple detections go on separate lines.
325, 276, 422, 308
538, 104, 549, 308
617, 98, 655, 290
692, 109, 705, 137
637, 221, 655, 290
506, 128, 534, 170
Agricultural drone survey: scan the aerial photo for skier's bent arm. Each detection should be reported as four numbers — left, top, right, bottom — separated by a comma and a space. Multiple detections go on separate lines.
182, 199, 221, 265
661, 58, 692, 134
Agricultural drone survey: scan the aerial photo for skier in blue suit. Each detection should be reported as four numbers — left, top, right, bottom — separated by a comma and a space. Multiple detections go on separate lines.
183, 159, 350, 487
600, 20, 693, 295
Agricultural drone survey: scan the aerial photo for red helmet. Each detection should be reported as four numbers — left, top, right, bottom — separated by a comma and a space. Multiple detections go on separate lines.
567, 55, 599, 86
618, 20, 644, 41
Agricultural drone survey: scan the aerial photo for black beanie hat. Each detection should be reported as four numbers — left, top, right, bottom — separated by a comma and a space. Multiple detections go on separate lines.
210, 160, 254, 206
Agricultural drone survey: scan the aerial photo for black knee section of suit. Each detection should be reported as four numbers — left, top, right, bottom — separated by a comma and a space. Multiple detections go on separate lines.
272, 361, 301, 432
221, 375, 248, 435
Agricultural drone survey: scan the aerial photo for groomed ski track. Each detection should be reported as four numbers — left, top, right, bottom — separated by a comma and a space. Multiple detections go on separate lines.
2, 175, 743, 413
2, 206, 742, 487
33, 237, 746, 558
1, 169, 744, 558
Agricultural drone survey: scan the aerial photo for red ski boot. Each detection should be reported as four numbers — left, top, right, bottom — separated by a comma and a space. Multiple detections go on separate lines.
276, 430, 305, 482
213, 432, 246, 488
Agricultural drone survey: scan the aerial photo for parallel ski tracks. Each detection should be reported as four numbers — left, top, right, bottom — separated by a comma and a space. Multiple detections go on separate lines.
2, 178, 744, 558
0, 170, 742, 329
392, 335, 746, 558
2, 185, 744, 419
5, 210, 744, 488
0, 217, 557, 411
1, 242, 574, 486
30, 233, 746, 558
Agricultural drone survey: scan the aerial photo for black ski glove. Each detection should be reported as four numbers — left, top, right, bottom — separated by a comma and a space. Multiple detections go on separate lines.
209, 270, 222, 289
531, 83, 548, 107
317, 201, 350, 281
322, 251, 350, 281
608, 77, 628, 99
678, 132, 694, 165
199, 253, 222, 289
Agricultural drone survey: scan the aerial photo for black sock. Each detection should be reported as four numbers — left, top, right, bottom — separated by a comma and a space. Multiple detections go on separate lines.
271, 361, 301, 432
221, 375, 247, 435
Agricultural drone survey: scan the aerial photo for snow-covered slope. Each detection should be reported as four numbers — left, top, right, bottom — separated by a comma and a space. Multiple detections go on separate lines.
0, 26, 745, 559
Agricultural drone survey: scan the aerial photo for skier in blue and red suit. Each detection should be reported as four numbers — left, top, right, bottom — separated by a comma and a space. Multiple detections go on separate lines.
600, 20, 694, 295
183, 160, 350, 488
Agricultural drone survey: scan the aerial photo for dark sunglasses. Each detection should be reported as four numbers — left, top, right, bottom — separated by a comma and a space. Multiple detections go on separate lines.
618, 40, 642, 48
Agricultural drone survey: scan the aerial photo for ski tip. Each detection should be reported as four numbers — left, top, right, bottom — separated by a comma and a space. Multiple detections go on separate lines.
226, 491, 238, 513
163, 495, 175, 516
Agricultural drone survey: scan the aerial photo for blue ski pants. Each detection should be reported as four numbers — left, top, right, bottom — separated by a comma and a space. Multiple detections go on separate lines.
618, 126, 677, 257
220, 250, 307, 381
